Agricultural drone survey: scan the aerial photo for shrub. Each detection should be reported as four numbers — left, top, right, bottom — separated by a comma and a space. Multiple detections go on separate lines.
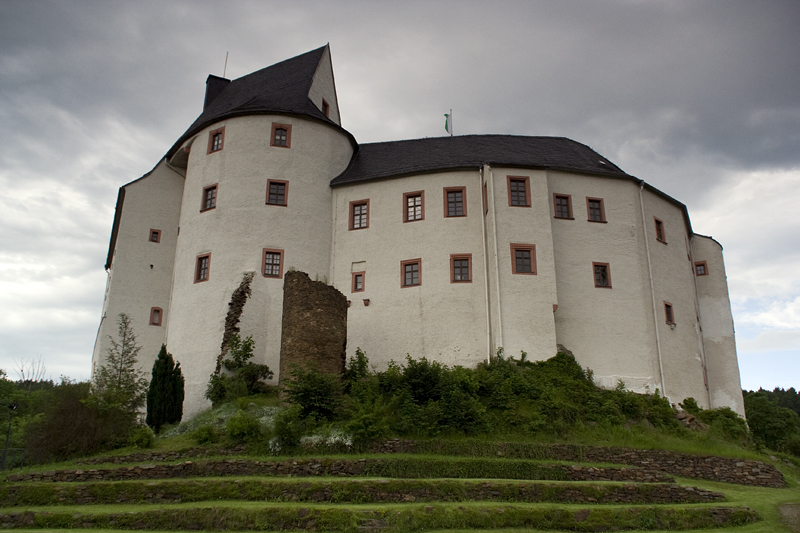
273, 405, 308, 452
225, 410, 261, 443
191, 424, 219, 445
345, 402, 390, 450
23, 380, 135, 463
129, 426, 155, 448
205, 335, 274, 406
283, 366, 342, 421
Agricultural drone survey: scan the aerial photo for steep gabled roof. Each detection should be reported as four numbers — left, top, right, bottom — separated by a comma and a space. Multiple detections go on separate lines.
331, 135, 630, 186
166, 45, 346, 158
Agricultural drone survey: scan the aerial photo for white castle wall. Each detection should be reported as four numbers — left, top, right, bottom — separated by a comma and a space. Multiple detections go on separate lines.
92, 160, 184, 377
692, 235, 744, 414
165, 114, 353, 418
331, 169, 490, 369
548, 172, 661, 394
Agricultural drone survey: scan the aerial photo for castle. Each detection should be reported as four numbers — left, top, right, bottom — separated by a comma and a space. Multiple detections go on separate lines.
92, 45, 744, 418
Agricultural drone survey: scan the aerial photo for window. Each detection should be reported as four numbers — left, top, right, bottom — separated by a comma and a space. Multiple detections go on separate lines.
207, 126, 225, 154
450, 254, 472, 283
270, 123, 292, 148
349, 199, 369, 230
664, 302, 675, 325
554, 194, 573, 219
401, 258, 421, 287
403, 191, 424, 222
694, 261, 708, 276
322, 98, 330, 117
352, 271, 365, 292
266, 180, 288, 206
195, 253, 211, 283
201, 184, 217, 212
262, 248, 284, 278
593, 262, 611, 288
507, 176, 531, 207
149, 307, 163, 326
444, 187, 466, 217
510, 244, 537, 274
655, 217, 666, 243
483, 182, 488, 215
586, 197, 606, 222
149, 229, 161, 243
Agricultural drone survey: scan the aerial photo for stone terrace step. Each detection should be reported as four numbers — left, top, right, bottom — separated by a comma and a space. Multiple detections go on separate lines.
0, 478, 723, 507
0, 503, 759, 531
5, 458, 674, 484
373, 441, 787, 487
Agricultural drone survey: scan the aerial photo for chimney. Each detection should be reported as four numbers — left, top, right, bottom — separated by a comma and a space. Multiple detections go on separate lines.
204, 75, 230, 110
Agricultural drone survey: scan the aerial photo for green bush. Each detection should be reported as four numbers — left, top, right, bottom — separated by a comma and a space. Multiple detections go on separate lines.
283, 366, 342, 421
205, 335, 274, 406
225, 410, 262, 443
273, 405, 309, 452
191, 424, 219, 445
128, 426, 155, 448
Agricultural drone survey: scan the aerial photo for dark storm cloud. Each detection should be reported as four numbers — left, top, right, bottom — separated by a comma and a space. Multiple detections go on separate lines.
0, 0, 798, 386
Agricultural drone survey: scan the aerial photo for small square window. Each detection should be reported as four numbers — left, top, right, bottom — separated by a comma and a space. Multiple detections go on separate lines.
349, 199, 369, 230
554, 194, 573, 219
195, 253, 211, 283
664, 302, 675, 325
451, 254, 472, 283
403, 191, 424, 222
655, 217, 666, 243
593, 262, 611, 288
401, 258, 421, 287
510, 244, 537, 275
207, 126, 225, 154
444, 187, 467, 217
507, 176, 531, 207
201, 184, 217, 212
586, 197, 606, 222
266, 180, 288, 206
322, 98, 330, 118
149, 307, 163, 326
149, 229, 161, 243
262, 248, 284, 278
270, 123, 292, 148
352, 271, 365, 293
694, 261, 708, 276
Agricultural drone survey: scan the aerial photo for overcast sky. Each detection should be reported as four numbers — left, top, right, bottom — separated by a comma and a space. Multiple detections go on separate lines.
1, 0, 798, 392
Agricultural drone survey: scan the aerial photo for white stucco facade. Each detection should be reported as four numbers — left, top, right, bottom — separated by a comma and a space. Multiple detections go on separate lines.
93, 46, 744, 418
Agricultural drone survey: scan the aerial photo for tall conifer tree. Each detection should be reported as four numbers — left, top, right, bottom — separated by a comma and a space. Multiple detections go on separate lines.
146, 345, 184, 433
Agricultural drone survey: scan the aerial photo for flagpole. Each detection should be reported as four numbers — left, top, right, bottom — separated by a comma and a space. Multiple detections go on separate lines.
450, 108, 453, 137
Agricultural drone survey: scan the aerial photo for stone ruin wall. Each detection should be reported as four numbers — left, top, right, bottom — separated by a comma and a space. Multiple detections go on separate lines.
279, 271, 348, 384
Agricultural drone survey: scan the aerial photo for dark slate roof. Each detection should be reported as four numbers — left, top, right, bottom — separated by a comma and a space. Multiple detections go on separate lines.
331, 135, 631, 186
166, 45, 344, 158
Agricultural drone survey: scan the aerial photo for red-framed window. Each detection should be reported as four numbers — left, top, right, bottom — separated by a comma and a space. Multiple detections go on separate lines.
554, 194, 573, 219
510, 244, 537, 275
401, 258, 421, 287
262, 248, 284, 279
270, 123, 292, 148
266, 180, 288, 206
450, 254, 472, 283
507, 176, 531, 207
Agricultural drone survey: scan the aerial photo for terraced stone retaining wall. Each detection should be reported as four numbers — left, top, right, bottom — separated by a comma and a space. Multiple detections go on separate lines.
373, 441, 786, 487
0, 479, 724, 506
5, 459, 673, 484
